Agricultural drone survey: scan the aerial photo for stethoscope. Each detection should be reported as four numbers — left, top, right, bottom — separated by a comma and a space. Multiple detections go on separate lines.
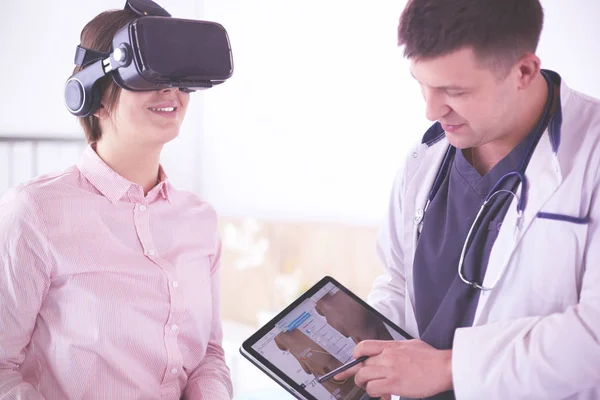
416, 71, 556, 291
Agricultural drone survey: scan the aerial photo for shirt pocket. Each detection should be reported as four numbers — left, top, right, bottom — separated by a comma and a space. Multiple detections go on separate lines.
527, 214, 589, 306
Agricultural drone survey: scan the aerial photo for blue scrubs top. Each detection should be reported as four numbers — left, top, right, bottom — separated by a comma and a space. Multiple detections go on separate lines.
410, 74, 557, 400
413, 142, 528, 344
411, 142, 529, 400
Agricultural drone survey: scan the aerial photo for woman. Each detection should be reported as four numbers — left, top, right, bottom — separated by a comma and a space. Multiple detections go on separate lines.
0, 4, 233, 399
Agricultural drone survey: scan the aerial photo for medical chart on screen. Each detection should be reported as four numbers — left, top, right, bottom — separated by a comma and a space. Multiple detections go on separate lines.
252, 282, 406, 400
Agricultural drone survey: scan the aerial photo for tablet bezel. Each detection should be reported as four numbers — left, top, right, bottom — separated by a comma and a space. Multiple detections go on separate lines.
239, 275, 413, 400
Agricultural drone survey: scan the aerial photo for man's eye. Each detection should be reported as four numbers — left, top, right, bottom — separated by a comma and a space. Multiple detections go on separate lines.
447, 91, 466, 97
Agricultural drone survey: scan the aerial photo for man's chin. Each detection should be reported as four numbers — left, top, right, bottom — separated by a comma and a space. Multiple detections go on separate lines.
445, 135, 475, 150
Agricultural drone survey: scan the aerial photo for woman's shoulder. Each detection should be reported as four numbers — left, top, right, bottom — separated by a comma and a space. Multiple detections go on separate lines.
166, 186, 219, 218
1, 166, 81, 215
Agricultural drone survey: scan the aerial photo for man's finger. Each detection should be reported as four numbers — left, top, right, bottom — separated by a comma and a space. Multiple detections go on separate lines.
336, 340, 392, 380
354, 365, 388, 388
353, 340, 387, 358
365, 378, 394, 399
332, 362, 361, 381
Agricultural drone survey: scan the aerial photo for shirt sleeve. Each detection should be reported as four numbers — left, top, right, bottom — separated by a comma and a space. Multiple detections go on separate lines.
452, 176, 600, 399
183, 239, 233, 400
0, 188, 52, 399
367, 166, 408, 330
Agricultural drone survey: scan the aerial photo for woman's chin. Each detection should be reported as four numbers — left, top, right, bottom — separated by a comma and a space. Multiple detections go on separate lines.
143, 128, 180, 146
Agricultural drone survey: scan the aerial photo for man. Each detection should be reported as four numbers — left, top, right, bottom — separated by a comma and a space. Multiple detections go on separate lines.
335, 1, 600, 399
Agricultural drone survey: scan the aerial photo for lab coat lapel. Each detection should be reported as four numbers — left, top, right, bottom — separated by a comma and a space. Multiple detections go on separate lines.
473, 131, 563, 324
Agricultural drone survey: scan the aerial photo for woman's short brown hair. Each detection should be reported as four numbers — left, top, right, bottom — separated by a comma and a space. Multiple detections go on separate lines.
72, 9, 138, 143
398, 0, 544, 74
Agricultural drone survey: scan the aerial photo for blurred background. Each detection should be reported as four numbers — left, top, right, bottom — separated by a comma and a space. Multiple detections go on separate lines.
1, 0, 599, 397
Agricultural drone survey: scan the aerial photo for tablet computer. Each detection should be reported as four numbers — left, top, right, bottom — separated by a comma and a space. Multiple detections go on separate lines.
239, 276, 412, 400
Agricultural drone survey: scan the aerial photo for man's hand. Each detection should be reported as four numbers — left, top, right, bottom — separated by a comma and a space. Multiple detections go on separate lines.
334, 339, 453, 399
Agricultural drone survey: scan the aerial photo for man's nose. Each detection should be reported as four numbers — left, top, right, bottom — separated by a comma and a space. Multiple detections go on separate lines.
423, 88, 451, 122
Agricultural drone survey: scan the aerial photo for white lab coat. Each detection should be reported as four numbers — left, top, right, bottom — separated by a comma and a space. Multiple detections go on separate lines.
369, 77, 600, 399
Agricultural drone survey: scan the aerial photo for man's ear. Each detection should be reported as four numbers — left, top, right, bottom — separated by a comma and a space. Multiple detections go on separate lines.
93, 103, 109, 120
516, 53, 542, 90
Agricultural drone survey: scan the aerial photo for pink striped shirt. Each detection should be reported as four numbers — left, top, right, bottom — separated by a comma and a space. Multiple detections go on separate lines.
0, 145, 233, 399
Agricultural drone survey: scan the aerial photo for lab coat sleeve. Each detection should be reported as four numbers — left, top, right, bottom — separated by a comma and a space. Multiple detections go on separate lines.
452, 180, 600, 399
367, 166, 408, 329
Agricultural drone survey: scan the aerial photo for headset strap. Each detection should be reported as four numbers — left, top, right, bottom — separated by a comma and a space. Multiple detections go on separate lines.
74, 45, 110, 67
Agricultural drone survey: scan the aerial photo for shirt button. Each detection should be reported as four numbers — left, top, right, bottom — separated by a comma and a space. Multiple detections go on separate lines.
172, 281, 179, 288
139, 205, 147, 211
414, 208, 424, 224
171, 368, 178, 374
171, 324, 178, 332
147, 249, 155, 256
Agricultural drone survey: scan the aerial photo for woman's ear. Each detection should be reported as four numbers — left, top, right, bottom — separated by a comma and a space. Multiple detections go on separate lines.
93, 103, 109, 120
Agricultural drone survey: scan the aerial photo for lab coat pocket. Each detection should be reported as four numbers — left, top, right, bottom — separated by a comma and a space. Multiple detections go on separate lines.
537, 211, 590, 224
528, 215, 588, 306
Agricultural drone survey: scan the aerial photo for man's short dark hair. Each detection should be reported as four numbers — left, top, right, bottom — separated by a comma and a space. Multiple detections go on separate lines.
398, 0, 544, 72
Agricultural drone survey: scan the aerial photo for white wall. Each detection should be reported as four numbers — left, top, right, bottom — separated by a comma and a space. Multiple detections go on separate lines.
200, 0, 600, 225
538, 0, 600, 97
0, 0, 204, 192
201, 0, 425, 225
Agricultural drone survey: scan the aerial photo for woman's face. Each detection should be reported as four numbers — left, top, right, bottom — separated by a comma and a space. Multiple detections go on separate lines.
99, 86, 190, 147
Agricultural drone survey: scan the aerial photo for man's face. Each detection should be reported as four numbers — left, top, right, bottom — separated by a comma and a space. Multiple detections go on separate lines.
410, 47, 518, 149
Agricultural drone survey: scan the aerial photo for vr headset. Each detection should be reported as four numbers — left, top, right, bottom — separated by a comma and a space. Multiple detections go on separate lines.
65, 0, 234, 117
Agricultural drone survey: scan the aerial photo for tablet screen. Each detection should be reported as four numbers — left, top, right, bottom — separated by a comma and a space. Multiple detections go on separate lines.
243, 278, 410, 400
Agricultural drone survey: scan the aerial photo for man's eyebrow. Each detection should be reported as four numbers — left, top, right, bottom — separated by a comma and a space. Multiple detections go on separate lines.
409, 70, 470, 91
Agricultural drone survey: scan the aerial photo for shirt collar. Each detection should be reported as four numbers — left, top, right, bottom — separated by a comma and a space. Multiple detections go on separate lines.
77, 144, 172, 204
157, 165, 171, 202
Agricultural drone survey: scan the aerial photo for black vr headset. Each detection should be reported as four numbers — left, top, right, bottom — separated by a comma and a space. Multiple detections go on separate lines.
64, 0, 234, 117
